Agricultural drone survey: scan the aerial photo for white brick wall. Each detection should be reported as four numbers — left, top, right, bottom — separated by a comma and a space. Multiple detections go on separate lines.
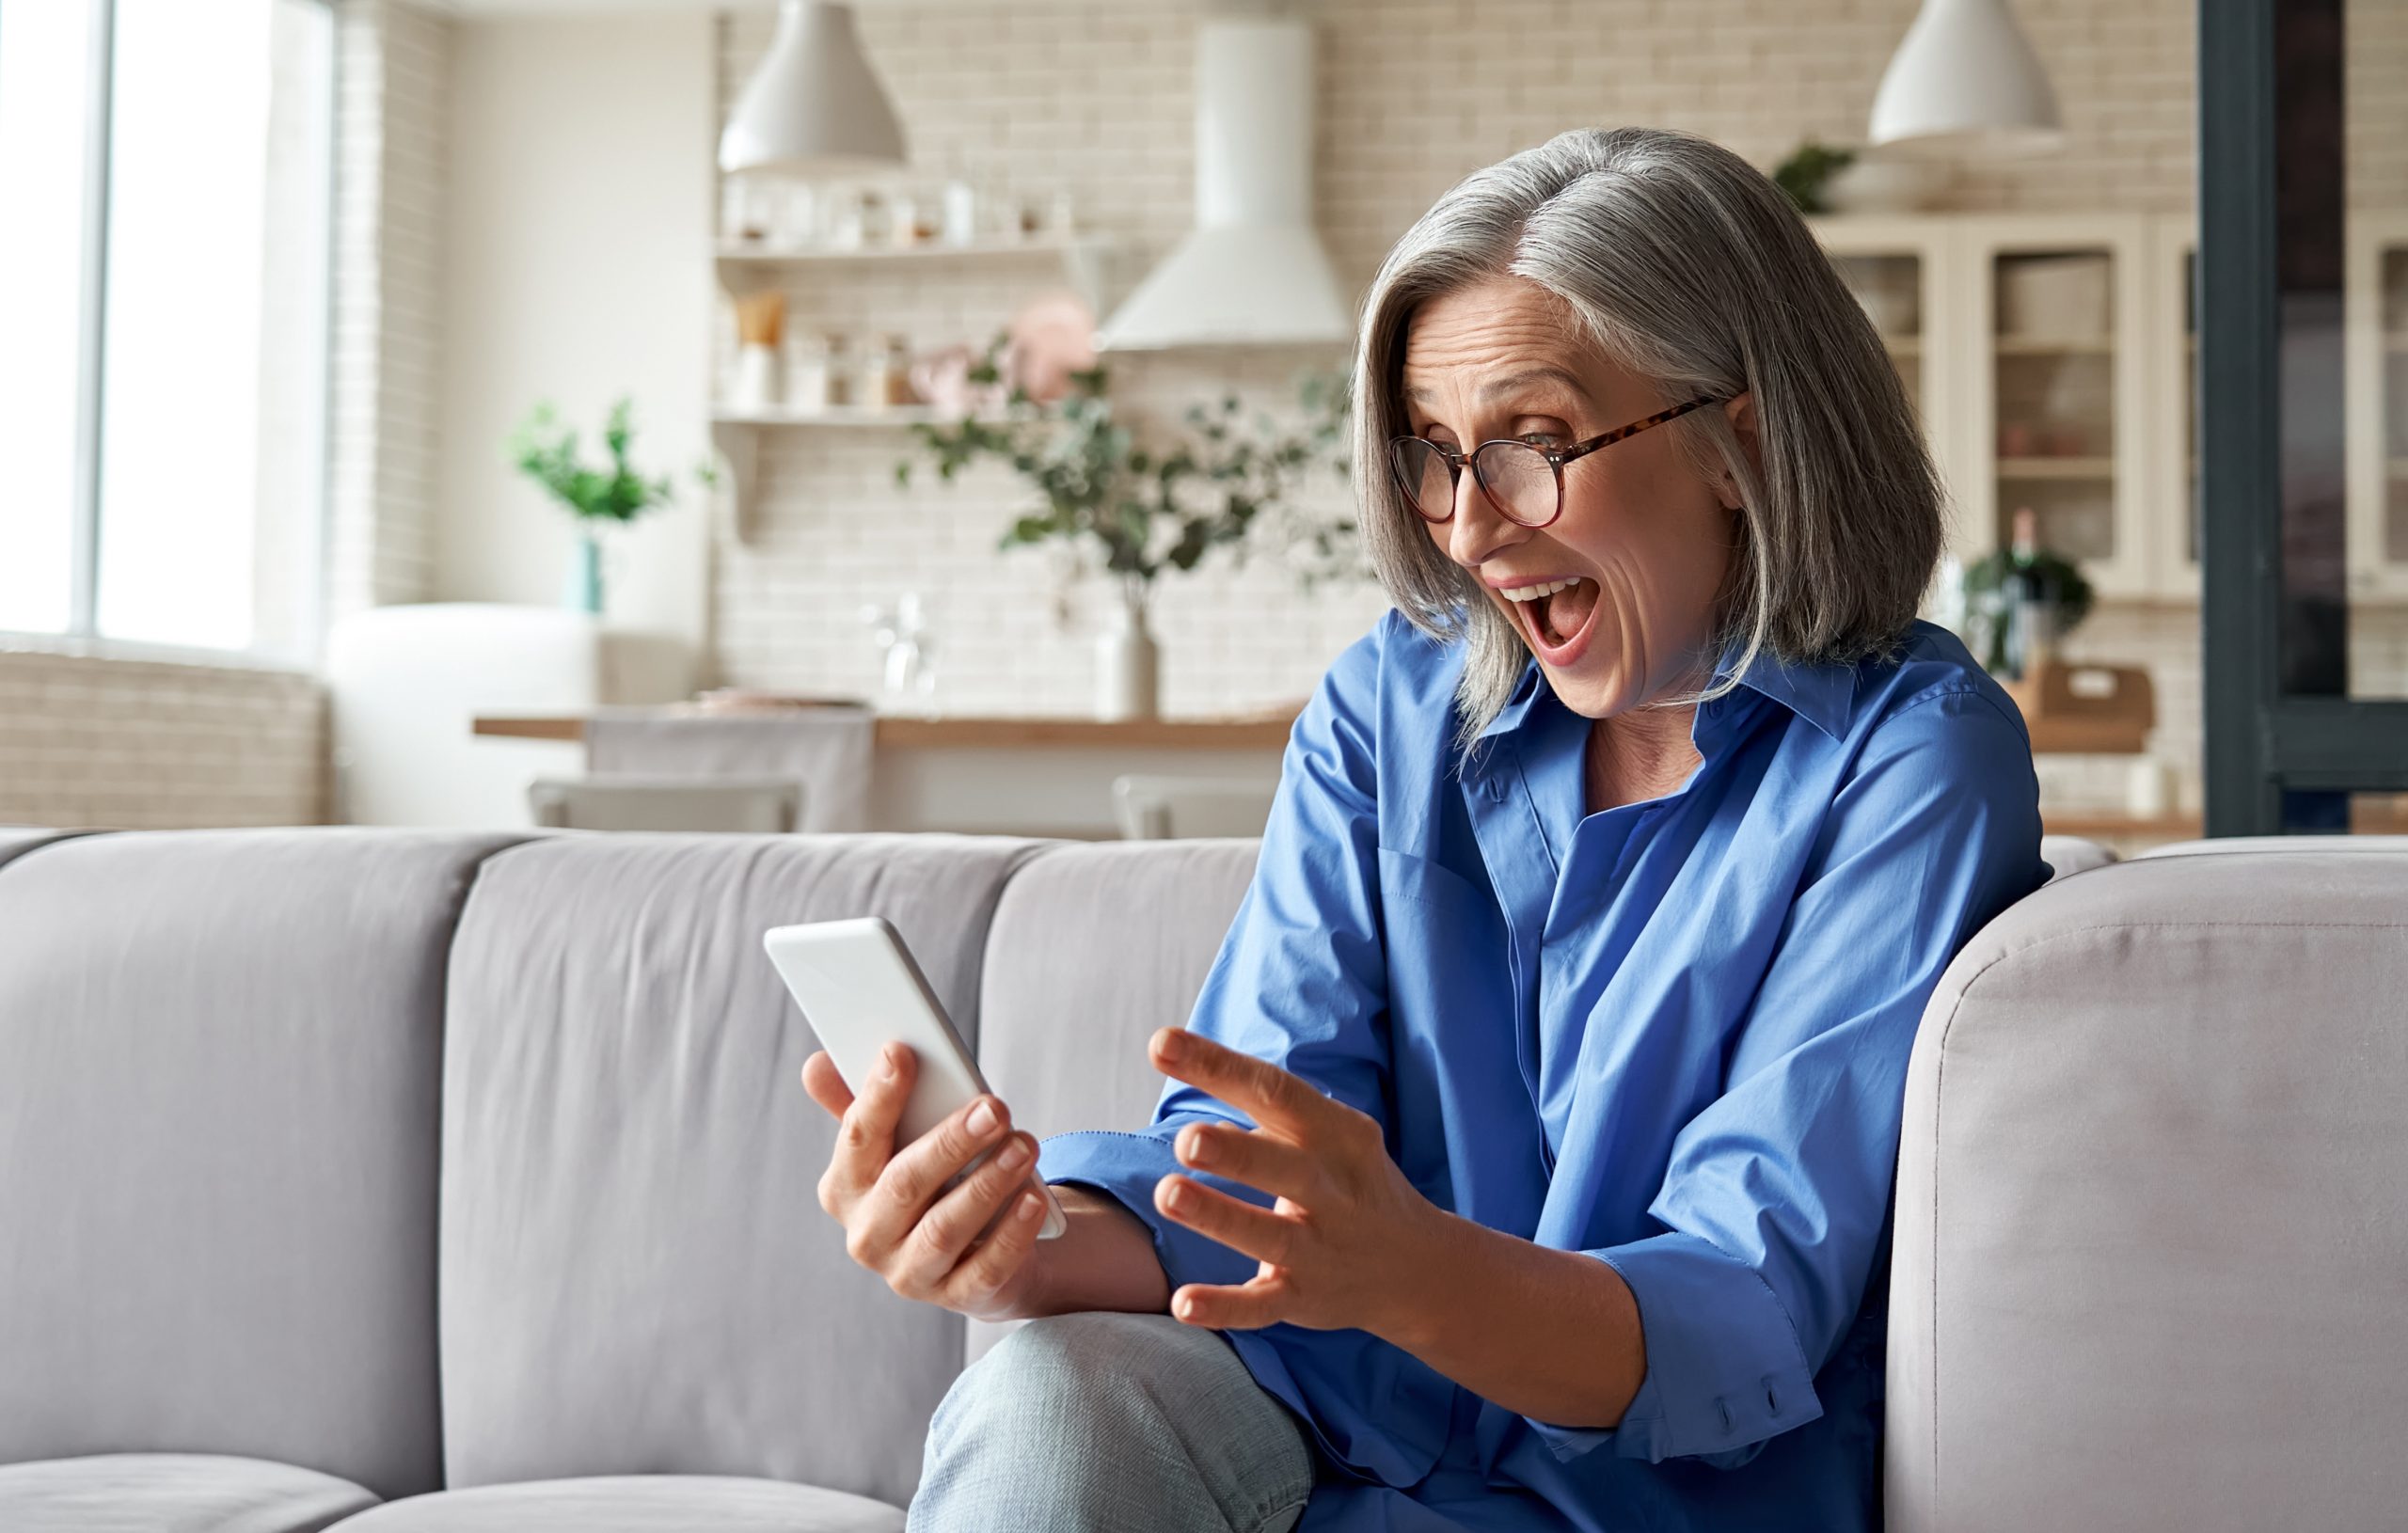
0, 646, 325, 830
705, 0, 2408, 817
327, 0, 451, 623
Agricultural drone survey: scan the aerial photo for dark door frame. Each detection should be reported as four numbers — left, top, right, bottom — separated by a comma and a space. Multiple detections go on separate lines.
2198, 0, 2408, 833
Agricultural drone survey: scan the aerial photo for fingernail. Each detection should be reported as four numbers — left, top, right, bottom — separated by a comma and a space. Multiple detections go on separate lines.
1155, 1029, 1186, 1062
1161, 1179, 1188, 1212
997, 1136, 1031, 1170
965, 1098, 998, 1136
1017, 1193, 1042, 1220
1181, 1129, 1214, 1166
878, 1046, 899, 1081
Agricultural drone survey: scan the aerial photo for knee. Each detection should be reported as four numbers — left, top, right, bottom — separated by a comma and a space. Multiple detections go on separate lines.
929, 1311, 1183, 1450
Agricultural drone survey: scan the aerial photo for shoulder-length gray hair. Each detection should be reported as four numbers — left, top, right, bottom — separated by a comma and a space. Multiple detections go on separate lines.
1352, 126, 1943, 750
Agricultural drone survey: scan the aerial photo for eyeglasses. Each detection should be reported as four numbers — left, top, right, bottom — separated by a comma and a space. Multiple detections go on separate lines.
1387, 395, 1721, 529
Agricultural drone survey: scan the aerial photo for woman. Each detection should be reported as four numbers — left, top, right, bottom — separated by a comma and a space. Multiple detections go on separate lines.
803, 126, 2045, 1532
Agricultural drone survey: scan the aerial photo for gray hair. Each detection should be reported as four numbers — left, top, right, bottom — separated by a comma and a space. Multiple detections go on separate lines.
1350, 126, 1944, 752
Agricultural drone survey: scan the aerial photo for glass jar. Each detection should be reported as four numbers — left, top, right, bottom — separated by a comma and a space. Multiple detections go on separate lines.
821, 334, 854, 408
879, 335, 916, 407
785, 334, 830, 412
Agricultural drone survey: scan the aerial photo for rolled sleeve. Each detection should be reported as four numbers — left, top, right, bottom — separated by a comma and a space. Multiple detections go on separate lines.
1036, 1124, 1275, 1292
1519, 1233, 1822, 1466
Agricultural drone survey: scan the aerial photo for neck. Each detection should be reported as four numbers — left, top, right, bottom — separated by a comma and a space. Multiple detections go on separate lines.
1585, 701, 1703, 814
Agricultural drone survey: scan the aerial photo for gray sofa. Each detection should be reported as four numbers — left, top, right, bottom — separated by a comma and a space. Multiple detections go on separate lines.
0, 825, 2400, 1531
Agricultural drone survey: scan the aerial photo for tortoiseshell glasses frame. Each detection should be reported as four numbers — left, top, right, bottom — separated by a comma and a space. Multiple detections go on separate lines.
1387, 394, 1723, 529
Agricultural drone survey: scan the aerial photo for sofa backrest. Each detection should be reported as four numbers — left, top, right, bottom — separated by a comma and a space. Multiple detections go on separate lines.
432, 830, 1046, 1511
1886, 844, 2408, 1531
0, 827, 527, 1502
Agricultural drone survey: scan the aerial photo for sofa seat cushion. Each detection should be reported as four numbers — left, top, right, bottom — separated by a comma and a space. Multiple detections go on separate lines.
0, 1452, 378, 1532
325, 1476, 900, 1532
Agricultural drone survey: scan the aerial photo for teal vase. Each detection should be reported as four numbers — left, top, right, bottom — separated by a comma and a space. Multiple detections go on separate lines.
564, 529, 604, 615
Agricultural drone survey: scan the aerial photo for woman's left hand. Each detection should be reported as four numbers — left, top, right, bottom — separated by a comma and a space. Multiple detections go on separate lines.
1147, 1026, 1443, 1335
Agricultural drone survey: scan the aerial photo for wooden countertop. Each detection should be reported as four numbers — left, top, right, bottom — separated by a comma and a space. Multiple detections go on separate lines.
470, 713, 1296, 750
471, 711, 2135, 754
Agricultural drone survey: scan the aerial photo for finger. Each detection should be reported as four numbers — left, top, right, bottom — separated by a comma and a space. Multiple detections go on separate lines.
941, 1184, 1051, 1313
859, 1090, 1012, 1258
800, 1051, 854, 1119
1153, 1172, 1296, 1269
1149, 1029, 1331, 1139
1172, 1120, 1321, 1205
897, 1130, 1038, 1294
830, 1043, 917, 1201
1170, 1274, 1292, 1331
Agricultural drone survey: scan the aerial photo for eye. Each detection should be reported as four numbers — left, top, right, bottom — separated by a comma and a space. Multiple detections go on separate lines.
1516, 431, 1566, 449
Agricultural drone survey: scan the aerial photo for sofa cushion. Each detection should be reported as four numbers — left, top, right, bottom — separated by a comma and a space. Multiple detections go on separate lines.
325, 1476, 899, 1532
968, 838, 1260, 1363
2036, 832, 2113, 881
0, 826, 108, 870
0, 1453, 377, 1533
436, 833, 1047, 1510
1888, 846, 2408, 1531
0, 829, 526, 1500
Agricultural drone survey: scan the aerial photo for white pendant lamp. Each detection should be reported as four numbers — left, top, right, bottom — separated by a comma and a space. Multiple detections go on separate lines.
1868, 0, 2063, 155
718, 0, 908, 179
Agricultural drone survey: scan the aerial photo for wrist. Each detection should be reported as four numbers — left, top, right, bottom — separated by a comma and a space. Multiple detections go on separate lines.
1371, 1200, 1468, 1353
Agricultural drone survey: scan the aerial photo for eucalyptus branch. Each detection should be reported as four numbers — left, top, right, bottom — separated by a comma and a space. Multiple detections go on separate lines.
896, 335, 1357, 593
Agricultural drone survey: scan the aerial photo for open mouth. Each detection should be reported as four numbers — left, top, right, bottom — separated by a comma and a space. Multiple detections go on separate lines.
1501, 577, 1601, 664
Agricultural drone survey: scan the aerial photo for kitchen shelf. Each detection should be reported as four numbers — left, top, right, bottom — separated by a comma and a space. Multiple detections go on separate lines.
1998, 456, 2116, 480
715, 234, 1116, 264
711, 232, 1122, 316
711, 404, 997, 428
1994, 334, 2115, 356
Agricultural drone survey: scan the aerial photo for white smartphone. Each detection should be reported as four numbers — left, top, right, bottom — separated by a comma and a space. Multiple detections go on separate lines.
764, 915, 1067, 1241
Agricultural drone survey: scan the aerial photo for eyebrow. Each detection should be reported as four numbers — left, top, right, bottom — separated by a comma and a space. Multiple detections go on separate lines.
1401, 365, 1596, 410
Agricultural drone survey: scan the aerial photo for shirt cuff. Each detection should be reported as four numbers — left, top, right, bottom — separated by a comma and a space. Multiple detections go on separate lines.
1036, 1123, 1273, 1293
1519, 1231, 1825, 1466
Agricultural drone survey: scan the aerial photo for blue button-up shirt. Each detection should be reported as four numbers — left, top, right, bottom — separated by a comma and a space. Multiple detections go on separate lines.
1038, 608, 2046, 1532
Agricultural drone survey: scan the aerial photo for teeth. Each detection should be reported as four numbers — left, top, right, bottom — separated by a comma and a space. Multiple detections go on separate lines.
1502, 577, 1580, 603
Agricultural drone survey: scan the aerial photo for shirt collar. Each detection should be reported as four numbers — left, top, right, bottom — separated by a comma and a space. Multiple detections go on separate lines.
1473, 639, 1856, 743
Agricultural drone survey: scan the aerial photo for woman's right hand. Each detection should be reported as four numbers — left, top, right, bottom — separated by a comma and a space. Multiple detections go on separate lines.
800, 1041, 1054, 1323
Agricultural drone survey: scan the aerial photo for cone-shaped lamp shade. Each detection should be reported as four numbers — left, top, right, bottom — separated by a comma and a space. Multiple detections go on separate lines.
1868, 0, 2063, 155
719, 0, 907, 178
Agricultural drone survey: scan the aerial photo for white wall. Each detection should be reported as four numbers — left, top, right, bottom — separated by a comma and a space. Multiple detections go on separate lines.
436, 12, 715, 650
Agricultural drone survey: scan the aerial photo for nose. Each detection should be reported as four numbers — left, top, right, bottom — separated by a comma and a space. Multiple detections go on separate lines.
1444, 460, 1529, 569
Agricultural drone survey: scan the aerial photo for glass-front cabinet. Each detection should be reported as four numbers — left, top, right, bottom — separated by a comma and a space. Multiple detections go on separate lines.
1812, 217, 1969, 567
2345, 213, 2408, 601
1956, 215, 2156, 599
2147, 214, 2201, 598
1813, 211, 2408, 608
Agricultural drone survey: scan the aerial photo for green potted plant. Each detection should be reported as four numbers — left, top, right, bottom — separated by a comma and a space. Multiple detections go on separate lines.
895, 340, 1355, 719
509, 398, 714, 615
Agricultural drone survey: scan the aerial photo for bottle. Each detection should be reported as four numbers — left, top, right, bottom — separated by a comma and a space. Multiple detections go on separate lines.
2004, 507, 2059, 680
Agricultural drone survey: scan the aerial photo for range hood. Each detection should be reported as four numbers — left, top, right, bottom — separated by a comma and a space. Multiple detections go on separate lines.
1093, 14, 1351, 352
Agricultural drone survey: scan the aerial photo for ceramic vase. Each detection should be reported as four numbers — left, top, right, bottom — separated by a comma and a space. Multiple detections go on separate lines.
1095, 577, 1158, 721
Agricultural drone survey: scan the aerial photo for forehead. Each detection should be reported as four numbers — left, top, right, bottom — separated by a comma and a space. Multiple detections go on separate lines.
1399, 277, 1604, 406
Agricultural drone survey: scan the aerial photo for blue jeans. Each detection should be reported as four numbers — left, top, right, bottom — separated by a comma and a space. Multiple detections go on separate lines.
909, 1311, 1315, 1532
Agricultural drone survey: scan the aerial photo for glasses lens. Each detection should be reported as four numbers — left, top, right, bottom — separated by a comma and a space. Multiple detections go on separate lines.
1473, 442, 1559, 526
1391, 438, 1456, 522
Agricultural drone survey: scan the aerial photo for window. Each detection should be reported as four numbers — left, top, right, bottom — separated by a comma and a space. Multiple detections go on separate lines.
0, 0, 334, 661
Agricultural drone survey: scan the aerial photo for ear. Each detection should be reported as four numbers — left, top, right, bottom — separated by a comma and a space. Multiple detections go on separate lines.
1713, 391, 1761, 512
